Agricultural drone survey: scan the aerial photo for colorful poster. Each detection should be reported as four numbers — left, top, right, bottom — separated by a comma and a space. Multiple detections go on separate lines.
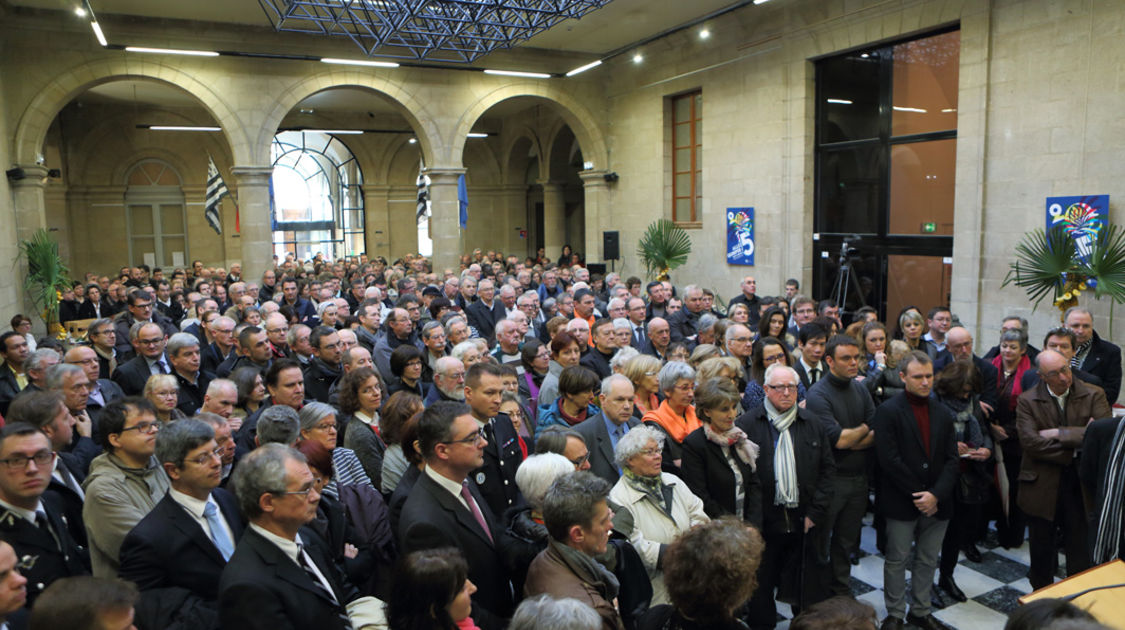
726, 207, 755, 266
1046, 194, 1108, 261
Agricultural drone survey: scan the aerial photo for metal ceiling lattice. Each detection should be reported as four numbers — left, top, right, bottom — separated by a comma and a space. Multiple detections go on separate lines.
259, 0, 613, 63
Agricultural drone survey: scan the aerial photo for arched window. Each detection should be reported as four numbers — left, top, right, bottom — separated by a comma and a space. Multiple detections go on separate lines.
271, 131, 365, 261
125, 159, 188, 267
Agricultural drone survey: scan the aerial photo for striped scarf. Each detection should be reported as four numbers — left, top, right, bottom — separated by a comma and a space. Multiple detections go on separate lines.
764, 398, 799, 508
1093, 420, 1125, 564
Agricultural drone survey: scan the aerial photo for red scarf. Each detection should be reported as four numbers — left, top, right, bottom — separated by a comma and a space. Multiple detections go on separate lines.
992, 353, 1031, 411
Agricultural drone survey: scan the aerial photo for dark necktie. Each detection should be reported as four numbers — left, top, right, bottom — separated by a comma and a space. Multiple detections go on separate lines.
35, 511, 60, 550
297, 545, 350, 626
461, 482, 494, 544
636, 326, 646, 346
809, 367, 820, 384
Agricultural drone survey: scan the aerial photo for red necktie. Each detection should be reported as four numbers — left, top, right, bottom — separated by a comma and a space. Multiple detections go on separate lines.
460, 482, 493, 543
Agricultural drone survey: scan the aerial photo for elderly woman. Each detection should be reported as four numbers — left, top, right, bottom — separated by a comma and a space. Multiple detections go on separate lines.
696, 356, 743, 391
537, 331, 583, 407
144, 374, 187, 423
502, 453, 575, 595
637, 518, 765, 630
379, 391, 426, 494
297, 401, 374, 494
316, 300, 339, 329
338, 367, 387, 489
451, 340, 483, 370
680, 378, 762, 525
537, 365, 601, 432
742, 337, 807, 411
642, 362, 700, 472
609, 425, 709, 606
610, 346, 640, 375
624, 354, 662, 419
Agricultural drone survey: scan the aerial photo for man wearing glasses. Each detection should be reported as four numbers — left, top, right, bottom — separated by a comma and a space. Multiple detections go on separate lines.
111, 322, 171, 397
120, 419, 243, 627
398, 401, 514, 630
82, 398, 170, 578
0, 423, 90, 606
86, 318, 119, 380
112, 289, 178, 360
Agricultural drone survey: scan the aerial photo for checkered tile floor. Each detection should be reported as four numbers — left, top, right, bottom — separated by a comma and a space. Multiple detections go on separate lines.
775, 513, 1038, 629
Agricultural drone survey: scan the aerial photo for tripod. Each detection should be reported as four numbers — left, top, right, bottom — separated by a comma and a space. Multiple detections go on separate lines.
830, 241, 867, 319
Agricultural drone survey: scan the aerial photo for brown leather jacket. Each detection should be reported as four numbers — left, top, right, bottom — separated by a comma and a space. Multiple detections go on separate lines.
524, 541, 624, 630
1016, 378, 1111, 520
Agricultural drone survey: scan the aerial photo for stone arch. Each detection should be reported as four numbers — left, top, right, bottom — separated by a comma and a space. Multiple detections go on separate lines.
546, 124, 580, 181
13, 60, 247, 167
257, 73, 442, 171
503, 134, 539, 186
451, 84, 608, 170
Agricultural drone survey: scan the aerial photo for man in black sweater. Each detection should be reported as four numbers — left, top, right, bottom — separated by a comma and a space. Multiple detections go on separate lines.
804, 335, 876, 597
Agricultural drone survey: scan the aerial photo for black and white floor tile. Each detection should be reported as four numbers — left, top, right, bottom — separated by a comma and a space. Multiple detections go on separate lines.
775, 514, 1038, 629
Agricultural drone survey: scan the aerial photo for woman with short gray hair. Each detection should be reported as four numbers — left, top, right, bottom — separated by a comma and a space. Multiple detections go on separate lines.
642, 361, 700, 473
508, 595, 601, 630
609, 424, 708, 606
297, 401, 373, 496
505, 453, 575, 595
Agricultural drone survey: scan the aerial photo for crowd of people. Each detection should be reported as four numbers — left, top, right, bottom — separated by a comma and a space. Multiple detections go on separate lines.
0, 246, 1120, 630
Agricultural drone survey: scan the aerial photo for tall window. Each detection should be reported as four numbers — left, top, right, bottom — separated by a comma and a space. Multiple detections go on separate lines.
271, 131, 365, 261
125, 160, 187, 267
814, 28, 959, 320
671, 91, 702, 225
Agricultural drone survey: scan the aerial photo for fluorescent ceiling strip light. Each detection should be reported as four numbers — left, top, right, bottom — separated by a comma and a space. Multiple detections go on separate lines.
892, 106, 927, 113
301, 129, 364, 135
467, 133, 489, 138
126, 46, 219, 57
91, 21, 107, 46
148, 126, 222, 131
483, 69, 551, 78
565, 60, 602, 77
321, 57, 400, 68
826, 98, 853, 104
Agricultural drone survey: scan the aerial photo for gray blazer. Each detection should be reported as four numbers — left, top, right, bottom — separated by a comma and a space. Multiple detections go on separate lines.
573, 411, 640, 485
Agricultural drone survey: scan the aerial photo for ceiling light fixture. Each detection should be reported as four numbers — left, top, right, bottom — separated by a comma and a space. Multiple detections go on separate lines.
565, 60, 602, 77
826, 99, 853, 105
633, 53, 643, 63
301, 129, 365, 135
699, 29, 711, 40
321, 57, 400, 68
483, 69, 552, 79
75, 7, 87, 17
892, 106, 927, 113
467, 133, 489, 138
125, 46, 219, 57
91, 21, 107, 46
753, 0, 772, 4
408, 138, 417, 144
145, 126, 222, 132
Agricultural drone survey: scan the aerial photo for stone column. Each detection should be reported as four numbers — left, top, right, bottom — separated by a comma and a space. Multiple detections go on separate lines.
538, 179, 567, 260
424, 167, 467, 271
579, 170, 611, 263
362, 184, 392, 259
231, 166, 274, 282
9, 164, 49, 241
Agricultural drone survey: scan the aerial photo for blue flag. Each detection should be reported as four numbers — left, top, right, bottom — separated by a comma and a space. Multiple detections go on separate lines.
458, 174, 469, 229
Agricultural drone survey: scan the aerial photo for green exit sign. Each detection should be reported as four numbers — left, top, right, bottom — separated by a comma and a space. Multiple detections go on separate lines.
922, 222, 937, 233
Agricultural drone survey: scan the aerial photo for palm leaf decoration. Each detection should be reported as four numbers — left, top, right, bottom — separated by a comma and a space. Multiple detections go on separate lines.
17, 229, 71, 326
1079, 223, 1125, 303
1001, 226, 1075, 308
637, 219, 692, 281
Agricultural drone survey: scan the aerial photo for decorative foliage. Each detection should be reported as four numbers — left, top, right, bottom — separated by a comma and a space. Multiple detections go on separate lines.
1003, 224, 1125, 317
17, 229, 71, 328
637, 219, 692, 281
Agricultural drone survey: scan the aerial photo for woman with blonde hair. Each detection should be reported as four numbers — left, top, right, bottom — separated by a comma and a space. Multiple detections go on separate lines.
144, 374, 186, 423
623, 354, 662, 419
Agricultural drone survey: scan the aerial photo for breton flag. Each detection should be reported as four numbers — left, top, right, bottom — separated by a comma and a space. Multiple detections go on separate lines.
416, 164, 431, 223
205, 156, 230, 235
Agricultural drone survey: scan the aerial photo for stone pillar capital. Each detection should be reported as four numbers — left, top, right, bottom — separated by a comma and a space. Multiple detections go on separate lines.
423, 166, 467, 184
230, 165, 274, 186
7, 165, 50, 189
578, 169, 611, 189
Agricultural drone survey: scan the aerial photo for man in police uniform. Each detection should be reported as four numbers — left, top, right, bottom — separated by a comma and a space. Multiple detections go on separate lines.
463, 362, 524, 518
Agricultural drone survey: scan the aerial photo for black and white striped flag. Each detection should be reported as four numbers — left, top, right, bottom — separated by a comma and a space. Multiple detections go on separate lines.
205, 155, 229, 235
416, 167, 430, 223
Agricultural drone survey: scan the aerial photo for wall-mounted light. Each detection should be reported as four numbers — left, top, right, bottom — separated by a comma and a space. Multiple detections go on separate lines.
125, 46, 219, 57
565, 60, 602, 77
699, 29, 711, 40
408, 138, 417, 144
483, 69, 552, 79
633, 53, 643, 63
583, 161, 594, 170
826, 99, 853, 105
74, 7, 86, 17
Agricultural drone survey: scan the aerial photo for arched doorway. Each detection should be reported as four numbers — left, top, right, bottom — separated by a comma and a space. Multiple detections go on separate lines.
124, 159, 188, 268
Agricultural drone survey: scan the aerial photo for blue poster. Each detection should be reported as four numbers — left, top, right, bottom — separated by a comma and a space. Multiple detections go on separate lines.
1046, 194, 1109, 260
726, 207, 755, 266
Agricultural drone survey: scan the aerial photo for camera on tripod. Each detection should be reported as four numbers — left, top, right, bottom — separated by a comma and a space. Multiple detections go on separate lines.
837, 236, 860, 265
831, 235, 866, 318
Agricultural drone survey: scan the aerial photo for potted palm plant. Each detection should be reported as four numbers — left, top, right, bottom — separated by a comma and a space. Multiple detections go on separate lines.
17, 228, 71, 337
1003, 224, 1125, 319
637, 219, 692, 281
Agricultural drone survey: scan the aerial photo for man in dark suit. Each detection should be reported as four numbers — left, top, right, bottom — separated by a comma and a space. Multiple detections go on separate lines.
112, 322, 172, 396
1065, 307, 1122, 404
63, 345, 124, 423
793, 323, 829, 391
1023, 327, 1103, 393
397, 401, 514, 630
466, 279, 504, 345
277, 277, 319, 327
0, 424, 90, 607
1016, 349, 1111, 590
574, 374, 639, 484
111, 289, 180, 359
167, 333, 214, 416
579, 319, 618, 380
463, 363, 524, 519
0, 332, 29, 418
639, 318, 671, 361
6, 391, 90, 547
873, 351, 958, 630
302, 326, 342, 404
219, 443, 359, 630
120, 419, 244, 629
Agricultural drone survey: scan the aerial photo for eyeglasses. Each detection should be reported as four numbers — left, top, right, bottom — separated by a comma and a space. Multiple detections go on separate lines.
137, 337, 164, 346
185, 447, 224, 466
311, 422, 337, 432
0, 450, 55, 471
270, 487, 316, 498
766, 384, 799, 392
442, 428, 487, 446
639, 447, 661, 457
120, 421, 161, 434
267, 327, 289, 334
569, 451, 590, 468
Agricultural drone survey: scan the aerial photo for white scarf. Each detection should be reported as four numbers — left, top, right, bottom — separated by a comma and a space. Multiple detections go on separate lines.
764, 398, 799, 508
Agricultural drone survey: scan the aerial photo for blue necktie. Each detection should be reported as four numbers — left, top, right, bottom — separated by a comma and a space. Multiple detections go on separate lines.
203, 502, 234, 561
